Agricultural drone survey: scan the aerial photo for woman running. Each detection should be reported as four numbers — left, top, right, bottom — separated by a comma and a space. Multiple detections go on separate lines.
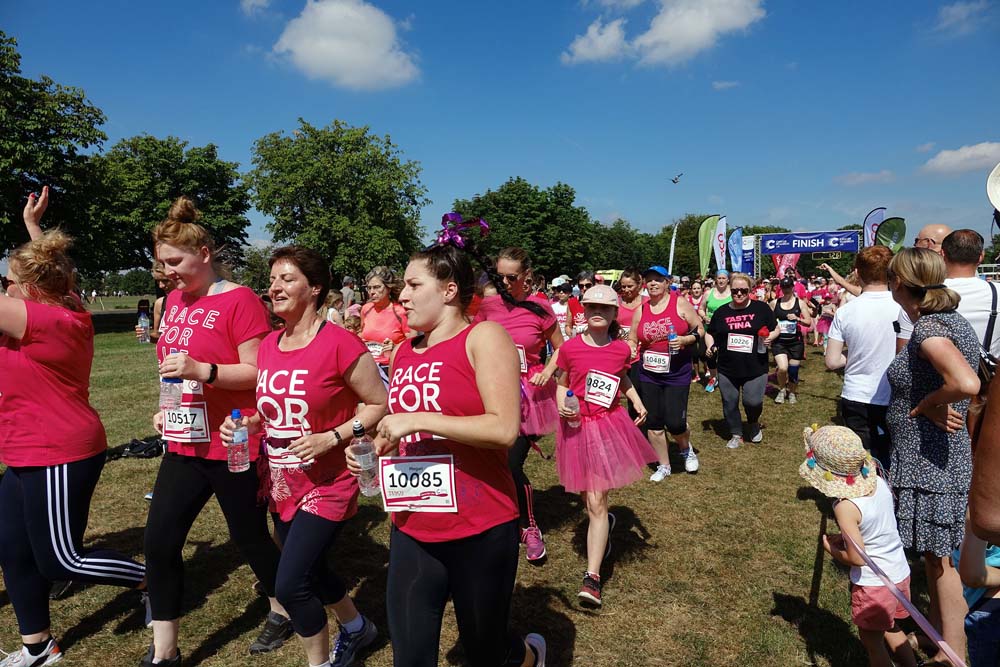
349, 218, 547, 667
705, 273, 779, 450
143, 197, 289, 666
221, 246, 388, 667
629, 265, 703, 481
698, 270, 733, 393
360, 266, 411, 371
556, 284, 654, 607
686, 280, 708, 383
616, 269, 646, 341
475, 247, 564, 562
769, 276, 813, 406
0, 188, 146, 667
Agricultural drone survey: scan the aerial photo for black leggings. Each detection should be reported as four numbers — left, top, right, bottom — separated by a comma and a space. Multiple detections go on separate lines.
717, 373, 767, 438
386, 520, 526, 667
273, 510, 348, 638
508, 436, 536, 529
637, 381, 690, 435
144, 453, 281, 620
0, 453, 145, 635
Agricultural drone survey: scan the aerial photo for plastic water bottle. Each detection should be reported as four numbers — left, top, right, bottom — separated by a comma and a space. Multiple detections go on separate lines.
350, 420, 380, 497
667, 324, 677, 349
138, 313, 150, 343
228, 409, 250, 473
159, 377, 182, 411
564, 390, 581, 428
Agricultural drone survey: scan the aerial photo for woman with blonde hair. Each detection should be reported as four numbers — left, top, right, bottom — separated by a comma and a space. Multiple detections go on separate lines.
142, 196, 290, 666
887, 247, 981, 665
360, 266, 411, 371
0, 187, 146, 666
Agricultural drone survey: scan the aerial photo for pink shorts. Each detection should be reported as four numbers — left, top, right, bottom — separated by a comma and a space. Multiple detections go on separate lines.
851, 577, 911, 631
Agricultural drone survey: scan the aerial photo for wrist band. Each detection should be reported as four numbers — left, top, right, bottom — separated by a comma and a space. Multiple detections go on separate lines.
206, 363, 218, 385
333, 429, 343, 446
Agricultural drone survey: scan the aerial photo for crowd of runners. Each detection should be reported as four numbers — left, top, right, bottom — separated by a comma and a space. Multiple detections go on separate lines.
4, 186, 1000, 667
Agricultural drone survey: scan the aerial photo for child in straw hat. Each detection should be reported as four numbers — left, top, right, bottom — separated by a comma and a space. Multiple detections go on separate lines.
800, 425, 917, 667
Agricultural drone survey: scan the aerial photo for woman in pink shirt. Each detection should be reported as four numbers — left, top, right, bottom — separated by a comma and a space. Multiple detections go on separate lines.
0, 188, 146, 666
348, 219, 547, 667
360, 266, 412, 369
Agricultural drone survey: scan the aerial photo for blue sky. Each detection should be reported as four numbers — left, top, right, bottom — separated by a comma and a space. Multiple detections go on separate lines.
5, 0, 1000, 246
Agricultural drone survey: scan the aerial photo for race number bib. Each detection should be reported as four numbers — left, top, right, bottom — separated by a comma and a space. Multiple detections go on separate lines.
618, 326, 631, 340
778, 320, 798, 335
642, 350, 671, 373
366, 341, 384, 357
584, 370, 620, 408
163, 401, 210, 443
515, 344, 528, 374
728, 333, 754, 354
380, 455, 457, 513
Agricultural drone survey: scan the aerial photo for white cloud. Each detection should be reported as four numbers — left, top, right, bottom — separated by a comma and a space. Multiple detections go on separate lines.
712, 80, 740, 90
561, 18, 630, 64
934, 1, 990, 35
922, 142, 1000, 174
632, 0, 766, 66
241, 0, 270, 15
593, 0, 646, 8
915, 142, 936, 153
835, 170, 896, 186
273, 0, 419, 91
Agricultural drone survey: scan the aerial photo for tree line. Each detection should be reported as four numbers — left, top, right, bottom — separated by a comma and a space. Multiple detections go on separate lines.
3, 31, 866, 291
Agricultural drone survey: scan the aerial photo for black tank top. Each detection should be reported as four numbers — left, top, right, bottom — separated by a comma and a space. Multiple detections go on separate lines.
773, 297, 802, 339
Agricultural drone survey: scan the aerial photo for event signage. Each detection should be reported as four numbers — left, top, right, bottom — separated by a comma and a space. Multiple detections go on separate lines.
759, 231, 860, 255
742, 235, 755, 271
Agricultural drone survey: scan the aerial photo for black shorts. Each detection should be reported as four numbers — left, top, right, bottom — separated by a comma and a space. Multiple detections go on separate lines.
771, 337, 804, 361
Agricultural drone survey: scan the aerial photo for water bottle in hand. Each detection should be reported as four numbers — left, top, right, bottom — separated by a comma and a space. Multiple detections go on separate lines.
667, 324, 677, 350
138, 313, 150, 343
228, 409, 250, 473
159, 377, 182, 411
564, 390, 581, 428
350, 420, 380, 497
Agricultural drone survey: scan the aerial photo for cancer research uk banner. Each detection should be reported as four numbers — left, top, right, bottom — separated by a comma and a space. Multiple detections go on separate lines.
758, 230, 860, 255
713, 216, 727, 271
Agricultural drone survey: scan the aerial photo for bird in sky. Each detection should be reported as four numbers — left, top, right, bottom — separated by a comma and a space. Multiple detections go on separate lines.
671, 173, 683, 184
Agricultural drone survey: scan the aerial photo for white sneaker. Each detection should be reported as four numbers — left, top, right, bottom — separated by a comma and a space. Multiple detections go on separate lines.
649, 464, 671, 482
774, 389, 785, 404
750, 428, 763, 443
526, 633, 547, 667
726, 436, 742, 449
788, 393, 797, 405
682, 446, 700, 473
0, 638, 63, 666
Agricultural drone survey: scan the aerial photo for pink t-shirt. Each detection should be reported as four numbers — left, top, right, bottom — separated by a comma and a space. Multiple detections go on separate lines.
360, 301, 409, 365
0, 299, 106, 467
157, 286, 270, 461
389, 324, 519, 542
256, 322, 367, 522
474, 295, 557, 373
555, 336, 632, 419
617, 297, 648, 337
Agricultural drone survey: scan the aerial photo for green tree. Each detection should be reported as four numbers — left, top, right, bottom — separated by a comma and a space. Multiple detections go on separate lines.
0, 31, 106, 251
591, 218, 658, 271
646, 213, 717, 278
84, 135, 252, 273
248, 119, 428, 281
233, 244, 274, 294
120, 269, 154, 295
452, 177, 599, 277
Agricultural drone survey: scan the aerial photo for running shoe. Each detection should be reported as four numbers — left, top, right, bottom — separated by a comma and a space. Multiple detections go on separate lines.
774, 389, 786, 404
523, 526, 546, 562
682, 446, 700, 473
705, 377, 717, 393
143, 492, 153, 502
138, 645, 180, 667
141, 591, 153, 628
0, 638, 63, 666
525, 633, 547, 667
48, 580, 73, 601
578, 573, 602, 607
788, 393, 797, 405
750, 427, 764, 443
330, 616, 377, 667
726, 436, 742, 450
649, 464, 671, 482
605, 513, 617, 559
248, 611, 293, 655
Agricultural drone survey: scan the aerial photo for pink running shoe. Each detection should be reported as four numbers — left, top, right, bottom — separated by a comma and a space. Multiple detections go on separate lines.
522, 526, 546, 562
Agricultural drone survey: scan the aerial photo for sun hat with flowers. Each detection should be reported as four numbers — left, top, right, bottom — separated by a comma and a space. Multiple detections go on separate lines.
798, 424, 876, 499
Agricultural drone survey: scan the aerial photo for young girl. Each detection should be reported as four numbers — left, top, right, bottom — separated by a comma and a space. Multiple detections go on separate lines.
801, 425, 917, 667
817, 296, 837, 349
556, 284, 656, 608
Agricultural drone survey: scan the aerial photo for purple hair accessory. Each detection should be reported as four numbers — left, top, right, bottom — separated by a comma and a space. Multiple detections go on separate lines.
434, 212, 490, 249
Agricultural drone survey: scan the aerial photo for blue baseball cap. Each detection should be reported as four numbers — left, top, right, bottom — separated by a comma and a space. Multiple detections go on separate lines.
644, 265, 669, 277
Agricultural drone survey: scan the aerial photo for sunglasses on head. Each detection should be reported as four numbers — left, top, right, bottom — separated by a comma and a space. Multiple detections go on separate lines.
731, 287, 750, 296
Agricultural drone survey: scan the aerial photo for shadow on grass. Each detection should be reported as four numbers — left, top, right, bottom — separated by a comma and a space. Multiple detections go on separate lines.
569, 506, 653, 582
770, 592, 866, 667
699, 418, 730, 440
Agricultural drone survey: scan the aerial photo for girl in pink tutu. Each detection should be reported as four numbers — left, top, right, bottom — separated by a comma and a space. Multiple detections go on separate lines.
556, 284, 656, 608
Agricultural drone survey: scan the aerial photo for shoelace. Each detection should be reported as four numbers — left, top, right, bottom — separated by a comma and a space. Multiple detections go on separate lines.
331, 627, 353, 659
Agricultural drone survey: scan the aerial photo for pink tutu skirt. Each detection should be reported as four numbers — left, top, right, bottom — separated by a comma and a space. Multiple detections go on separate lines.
816, 316, 833, 334
521, 370, 558, 435
556, 408, 658, 493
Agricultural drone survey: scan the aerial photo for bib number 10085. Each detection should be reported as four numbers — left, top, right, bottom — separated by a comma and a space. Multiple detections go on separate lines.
380, 454, 457, 513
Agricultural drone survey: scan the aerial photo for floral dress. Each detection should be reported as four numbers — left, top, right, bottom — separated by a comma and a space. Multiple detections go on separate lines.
886, 311, 979, 556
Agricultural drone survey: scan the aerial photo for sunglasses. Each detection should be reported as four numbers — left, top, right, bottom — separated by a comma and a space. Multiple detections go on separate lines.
578, 282, 594, 289
731, 287, 750, 296
500, 273, 522, 283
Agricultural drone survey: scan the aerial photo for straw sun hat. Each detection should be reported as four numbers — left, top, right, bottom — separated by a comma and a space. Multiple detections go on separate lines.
798, 425, 876, 499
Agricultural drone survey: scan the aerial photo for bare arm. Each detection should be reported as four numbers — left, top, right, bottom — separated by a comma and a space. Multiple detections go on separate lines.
959, 515, 1000, 589
0, 187, 52, 339
971, 378, 1000, 540
915, 337, 981, 408
797, 299, 814, 327
22, 186, 48, 241
627, 306, 642, 358
150, 296, 165, 342
820, 263, 862, 297
675, 297, 704, 350
159, 335, 264, 391
824, 501, 867, 568
825, 338, 847, 370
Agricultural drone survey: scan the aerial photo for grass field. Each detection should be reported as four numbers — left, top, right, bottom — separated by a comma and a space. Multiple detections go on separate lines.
1, 334, 923, 666
85, 295, 157, 312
